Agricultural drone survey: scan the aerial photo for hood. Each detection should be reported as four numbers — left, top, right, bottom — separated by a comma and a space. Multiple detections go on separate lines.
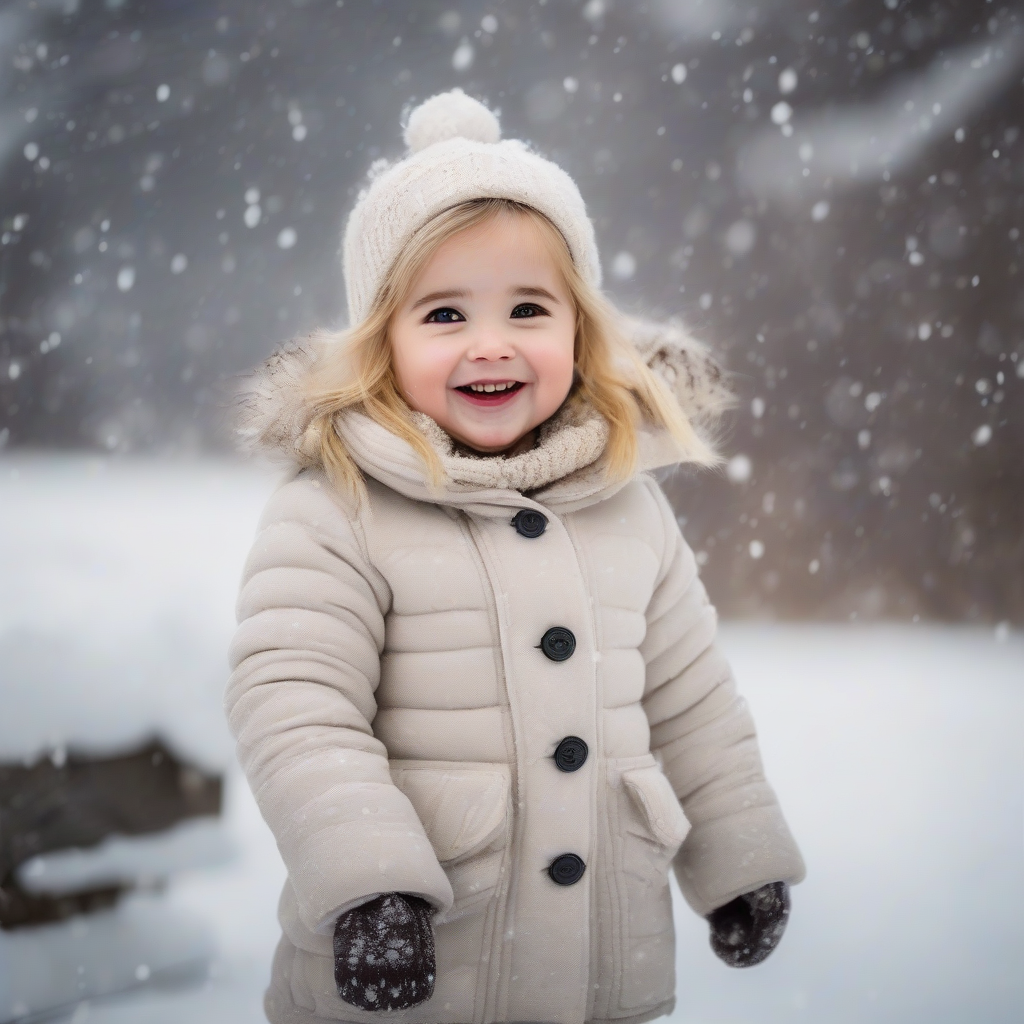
234, 315, 734, 511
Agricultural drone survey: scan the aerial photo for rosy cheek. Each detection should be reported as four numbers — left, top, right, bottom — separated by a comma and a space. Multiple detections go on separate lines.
407, 348, 450, 412
541, 346, 575, 392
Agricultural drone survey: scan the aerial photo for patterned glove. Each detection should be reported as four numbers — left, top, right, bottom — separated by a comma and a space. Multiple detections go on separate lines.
333, 893, 436, 1010
706, 881, 790, 968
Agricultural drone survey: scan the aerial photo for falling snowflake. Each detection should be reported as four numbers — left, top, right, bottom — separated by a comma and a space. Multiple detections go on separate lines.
724, 220, 756, 256
727, 454, 752, 483
452, 40, 474, 70
611, 252, 636, 279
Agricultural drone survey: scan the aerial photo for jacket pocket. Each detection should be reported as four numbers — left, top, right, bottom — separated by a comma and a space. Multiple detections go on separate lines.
609, 755, 689, 1012
390, 760, 511, 924
621, 762, 690, 850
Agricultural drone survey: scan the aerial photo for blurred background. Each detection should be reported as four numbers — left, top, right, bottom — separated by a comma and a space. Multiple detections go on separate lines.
2, 0, 1023, 622
1, 2, 1021, 1022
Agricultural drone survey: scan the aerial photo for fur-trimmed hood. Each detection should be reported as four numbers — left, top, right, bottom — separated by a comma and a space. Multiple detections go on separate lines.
234, 315, 733, 509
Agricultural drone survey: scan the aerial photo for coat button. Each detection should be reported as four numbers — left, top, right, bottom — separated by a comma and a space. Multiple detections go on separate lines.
511, 509, 547, 538
539, 627, 576, 662
548, 854, 586, 886
553, 736, 588, 772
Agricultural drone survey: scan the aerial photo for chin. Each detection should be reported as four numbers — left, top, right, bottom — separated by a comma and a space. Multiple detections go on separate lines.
453, 427, 524, 453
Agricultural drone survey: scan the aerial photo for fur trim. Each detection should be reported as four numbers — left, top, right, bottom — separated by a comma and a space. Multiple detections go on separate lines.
233, 335, 325, 466
233, 318, 734, 471
621, 315, 736, 424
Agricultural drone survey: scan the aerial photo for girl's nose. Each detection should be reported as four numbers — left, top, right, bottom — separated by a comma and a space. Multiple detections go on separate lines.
465, 329, 515, 361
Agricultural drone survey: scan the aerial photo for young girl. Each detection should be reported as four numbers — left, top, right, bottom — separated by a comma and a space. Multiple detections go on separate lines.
228, 89, 804, 1024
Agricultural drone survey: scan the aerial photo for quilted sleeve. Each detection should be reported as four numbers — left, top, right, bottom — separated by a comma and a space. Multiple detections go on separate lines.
639, 478, 805, 917
225, 471, 454, 933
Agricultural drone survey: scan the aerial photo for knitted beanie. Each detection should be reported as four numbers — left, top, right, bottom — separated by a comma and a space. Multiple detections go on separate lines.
342, 89, 602, 327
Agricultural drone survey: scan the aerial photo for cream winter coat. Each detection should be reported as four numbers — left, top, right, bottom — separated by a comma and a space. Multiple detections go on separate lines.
226, 320, 805, 1024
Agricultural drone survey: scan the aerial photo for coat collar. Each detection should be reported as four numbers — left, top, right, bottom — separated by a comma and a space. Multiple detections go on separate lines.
235, 315, 733, 514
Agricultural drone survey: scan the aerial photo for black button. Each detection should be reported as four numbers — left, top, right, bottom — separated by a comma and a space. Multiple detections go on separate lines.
512, 509, 547, 538
549, 854, 586, 886
553, 737, 588, 772
539, 627, 576, 662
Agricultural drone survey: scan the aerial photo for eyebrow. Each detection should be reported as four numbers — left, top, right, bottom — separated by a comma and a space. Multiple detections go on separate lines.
409, 285, 562, 311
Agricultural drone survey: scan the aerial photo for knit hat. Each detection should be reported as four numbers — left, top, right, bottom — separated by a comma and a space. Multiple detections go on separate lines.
342, 89, 602, 327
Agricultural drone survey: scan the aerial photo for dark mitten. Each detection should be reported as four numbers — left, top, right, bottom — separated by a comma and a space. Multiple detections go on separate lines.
333, 893, 436, 1010
706, 881, 790, 968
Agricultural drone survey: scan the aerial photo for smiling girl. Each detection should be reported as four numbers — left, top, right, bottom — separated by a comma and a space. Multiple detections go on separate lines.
229, 90, 804, 1024
389, 210, 575, 459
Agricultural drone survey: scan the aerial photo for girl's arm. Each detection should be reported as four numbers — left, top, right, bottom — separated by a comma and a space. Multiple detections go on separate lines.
225, 471, 454, 936
639, 479, 805, 919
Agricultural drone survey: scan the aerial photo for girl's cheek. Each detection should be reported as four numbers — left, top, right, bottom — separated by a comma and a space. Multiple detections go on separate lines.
423, 343, 457, 389
532, 337, 575, 394
406, 344, 455, 408
395, 334, 435, 384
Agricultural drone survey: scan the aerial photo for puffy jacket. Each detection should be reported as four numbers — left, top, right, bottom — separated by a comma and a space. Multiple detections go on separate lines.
226, 322, 804, 1024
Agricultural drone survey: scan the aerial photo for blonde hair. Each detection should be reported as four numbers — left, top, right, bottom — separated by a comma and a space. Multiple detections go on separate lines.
304, 198, 717, 494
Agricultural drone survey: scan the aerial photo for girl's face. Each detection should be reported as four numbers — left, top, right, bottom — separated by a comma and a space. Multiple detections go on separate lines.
389, 213, 576, 454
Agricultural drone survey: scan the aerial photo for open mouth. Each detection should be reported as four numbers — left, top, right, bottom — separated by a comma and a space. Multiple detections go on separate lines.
454, 381, 525, 405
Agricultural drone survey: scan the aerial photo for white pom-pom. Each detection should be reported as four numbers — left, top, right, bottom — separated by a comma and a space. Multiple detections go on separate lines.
403, 89, 501, 153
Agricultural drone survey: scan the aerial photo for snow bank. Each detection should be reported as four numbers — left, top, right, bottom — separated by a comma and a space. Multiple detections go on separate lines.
0, 455, 279, 1023
0, 455, 279, 770
16, 817, 233, 895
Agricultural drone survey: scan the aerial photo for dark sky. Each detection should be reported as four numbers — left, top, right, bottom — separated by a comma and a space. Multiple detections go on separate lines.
0, 0, 1021, 623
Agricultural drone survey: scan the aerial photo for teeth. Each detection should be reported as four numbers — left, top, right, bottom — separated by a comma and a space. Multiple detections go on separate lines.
468, 382, 515, 393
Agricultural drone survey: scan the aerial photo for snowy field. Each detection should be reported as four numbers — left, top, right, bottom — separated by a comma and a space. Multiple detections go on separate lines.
1, 455, 1021, 1024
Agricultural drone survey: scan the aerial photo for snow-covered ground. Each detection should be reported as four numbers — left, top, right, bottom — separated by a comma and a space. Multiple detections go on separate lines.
2, 456, 1021, 1023
673, 623, 1023, 1024
0, 455, 283, 1022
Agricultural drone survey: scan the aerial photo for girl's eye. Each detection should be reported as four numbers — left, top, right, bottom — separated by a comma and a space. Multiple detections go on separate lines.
425, 307, 465, 324
510, 303, 547, 319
